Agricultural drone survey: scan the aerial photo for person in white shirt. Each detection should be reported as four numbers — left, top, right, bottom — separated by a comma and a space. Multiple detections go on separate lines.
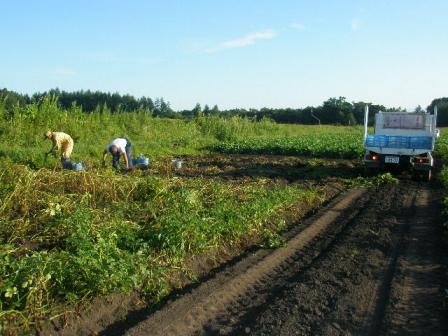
102, 137, 133, 169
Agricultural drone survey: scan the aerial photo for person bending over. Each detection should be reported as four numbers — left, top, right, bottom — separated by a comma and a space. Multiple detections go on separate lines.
102, 137, 133, 170
44, 130, 74, 164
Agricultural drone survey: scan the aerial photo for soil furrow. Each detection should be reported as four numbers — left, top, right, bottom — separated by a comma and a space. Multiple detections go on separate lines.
223, 183, 408, 336
123, 188, 367, 336
380, 186, 448, 335
99, 180, 447, 336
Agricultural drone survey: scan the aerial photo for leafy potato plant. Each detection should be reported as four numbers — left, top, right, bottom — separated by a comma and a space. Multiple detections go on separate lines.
211, 133, 364, 159
0, 162, 324, 332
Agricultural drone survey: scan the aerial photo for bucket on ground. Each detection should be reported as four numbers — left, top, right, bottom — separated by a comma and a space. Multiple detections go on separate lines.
171, 159, 182, 169
62, 159, 85, 171
72, 162, 85, 171
132, 155, 150, 169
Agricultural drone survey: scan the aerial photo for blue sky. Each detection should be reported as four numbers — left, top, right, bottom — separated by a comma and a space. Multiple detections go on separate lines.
1, 0, 447, 110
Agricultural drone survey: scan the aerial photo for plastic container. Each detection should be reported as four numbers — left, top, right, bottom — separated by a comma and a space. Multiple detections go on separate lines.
132, 156, 150, 168
171, 159, 182, 169
62, 159, 84, 170
72, 162, 84, 171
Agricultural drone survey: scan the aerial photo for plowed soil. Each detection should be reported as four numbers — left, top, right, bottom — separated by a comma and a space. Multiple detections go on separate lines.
38, 155, 447, 336
150, 154, 360, 182
115, 181, 447, 336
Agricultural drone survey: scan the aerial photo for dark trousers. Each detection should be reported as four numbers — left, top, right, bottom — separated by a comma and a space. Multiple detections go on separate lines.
112, 138, 133, 169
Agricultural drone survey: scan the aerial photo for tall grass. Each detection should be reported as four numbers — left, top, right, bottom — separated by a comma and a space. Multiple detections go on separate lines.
0, 95, 363, 167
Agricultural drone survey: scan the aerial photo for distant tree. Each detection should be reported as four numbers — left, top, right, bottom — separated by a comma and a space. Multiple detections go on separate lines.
414, 105, 424, 113
152, 97, 176, 118
30, 89, 158, 114
428, 97, 448, 126
211, 104, 220, 115
138, 97, 154, 113
321, 97, 354, 125
1, 86, 433, 125
203, 104, 210, 116
351, 102, 386, 126
192, 103, 202, 117
0, 88, 30, 118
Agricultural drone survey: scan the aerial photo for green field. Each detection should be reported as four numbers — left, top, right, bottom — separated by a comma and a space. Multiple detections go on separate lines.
0, 96, 366, 167
0, 99, 446, 333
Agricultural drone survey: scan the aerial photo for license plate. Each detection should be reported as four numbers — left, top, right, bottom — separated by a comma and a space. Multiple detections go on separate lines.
385, 156, 399, 164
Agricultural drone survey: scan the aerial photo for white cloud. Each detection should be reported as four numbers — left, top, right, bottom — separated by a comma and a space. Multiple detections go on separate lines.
206, 29, 276, 53
351, 19, 361, 31
290, 22, 305, 30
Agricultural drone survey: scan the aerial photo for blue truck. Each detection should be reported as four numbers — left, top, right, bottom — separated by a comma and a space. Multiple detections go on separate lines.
363, 106, 438, 181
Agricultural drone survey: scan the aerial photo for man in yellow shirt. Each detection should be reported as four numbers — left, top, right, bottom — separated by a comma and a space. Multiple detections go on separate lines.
44, 130, 74, 160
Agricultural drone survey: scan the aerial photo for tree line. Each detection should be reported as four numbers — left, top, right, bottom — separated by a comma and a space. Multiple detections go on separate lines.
1, 88, 446, 126
427, 98, 448, 126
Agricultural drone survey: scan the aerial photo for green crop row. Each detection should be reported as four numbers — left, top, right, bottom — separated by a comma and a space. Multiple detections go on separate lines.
210, 133, 365, 159
212, 128, 448, 160
435, 133, 448, 160
435, 129, 448, 314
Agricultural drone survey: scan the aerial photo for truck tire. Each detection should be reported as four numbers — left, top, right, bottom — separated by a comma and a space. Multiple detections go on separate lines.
412, 169, 432, 182
423, 169, 432, 182
364, 167, 379, 177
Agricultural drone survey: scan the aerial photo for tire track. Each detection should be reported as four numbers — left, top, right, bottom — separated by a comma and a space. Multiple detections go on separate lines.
123, 188, 367, 336
379, 186, 448, 335
108, 181, 446, 336
224, 183, 408, 336
234, 182, 446, 336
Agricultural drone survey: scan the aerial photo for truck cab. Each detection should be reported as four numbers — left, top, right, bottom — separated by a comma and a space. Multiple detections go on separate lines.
363, 106, 438, 181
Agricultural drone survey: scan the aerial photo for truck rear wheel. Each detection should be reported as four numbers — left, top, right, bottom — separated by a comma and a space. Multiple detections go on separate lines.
423, 169, 432, 182
364, 167, 379, 177
413, 169, 432, 182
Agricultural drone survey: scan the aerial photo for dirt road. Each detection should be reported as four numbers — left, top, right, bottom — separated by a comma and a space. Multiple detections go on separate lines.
96, 180, 447, 336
